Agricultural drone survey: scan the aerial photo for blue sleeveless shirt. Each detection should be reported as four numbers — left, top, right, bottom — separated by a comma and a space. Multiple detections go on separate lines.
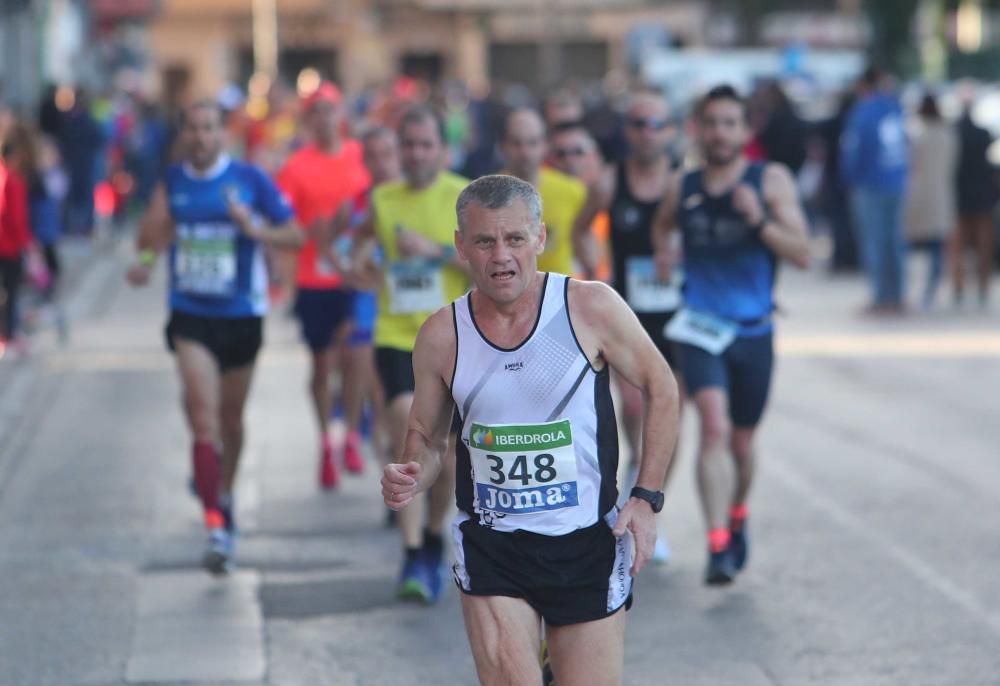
677, 162, 776, 336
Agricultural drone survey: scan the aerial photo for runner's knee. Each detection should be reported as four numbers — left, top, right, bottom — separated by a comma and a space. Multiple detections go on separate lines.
474, 637, 540, 685
183, 389, 216, 438
309, 362, 329, 394
699, 411, 731, 451
731, 429, 754, 460
220, 411, 244, 440
187, 407, 218, 443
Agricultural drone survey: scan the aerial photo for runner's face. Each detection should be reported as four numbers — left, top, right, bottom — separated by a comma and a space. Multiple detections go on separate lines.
625, 97, 673, 164
184, 106, 225, 168
457, 200, 545, 305
400, 118, 444, 187
309, 100, 342, 146
363, 134, 400, 185
698, 99, 749, 167
549, 130, 596, 179
502, 112, 547, 179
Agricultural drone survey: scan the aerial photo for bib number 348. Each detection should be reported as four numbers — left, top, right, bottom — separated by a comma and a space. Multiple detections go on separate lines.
470, 419, 579, 515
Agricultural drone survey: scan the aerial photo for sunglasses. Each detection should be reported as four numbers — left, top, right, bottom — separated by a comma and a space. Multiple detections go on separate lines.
552, 146, 589, 159
626, 117, 670, 131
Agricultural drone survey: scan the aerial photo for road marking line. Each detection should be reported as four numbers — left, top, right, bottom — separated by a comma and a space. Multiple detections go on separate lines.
771, 460, 1000, 636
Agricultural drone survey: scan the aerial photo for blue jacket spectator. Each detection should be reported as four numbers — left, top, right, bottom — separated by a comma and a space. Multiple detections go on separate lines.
841, 68, 910, 312
840, 88, 908, 193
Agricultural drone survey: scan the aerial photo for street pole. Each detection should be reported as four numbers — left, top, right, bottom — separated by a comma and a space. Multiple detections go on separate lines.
919, 0, 948, 81
252, 0, 279, 79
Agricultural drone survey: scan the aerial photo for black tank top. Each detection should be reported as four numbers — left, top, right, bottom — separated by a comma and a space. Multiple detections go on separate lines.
608, 162, 662, 301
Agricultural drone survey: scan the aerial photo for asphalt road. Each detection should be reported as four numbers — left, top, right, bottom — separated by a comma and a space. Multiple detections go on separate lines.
0, 244, 997, 686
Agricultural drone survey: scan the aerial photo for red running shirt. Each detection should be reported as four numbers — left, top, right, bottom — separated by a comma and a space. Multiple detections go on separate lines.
276, 141, 371, 288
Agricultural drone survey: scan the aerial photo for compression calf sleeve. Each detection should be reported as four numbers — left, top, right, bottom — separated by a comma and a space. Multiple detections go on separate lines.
192, 440, 222, 527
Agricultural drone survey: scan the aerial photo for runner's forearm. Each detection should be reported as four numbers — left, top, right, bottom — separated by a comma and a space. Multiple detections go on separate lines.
254, 221, 306, 249
401, 427, 446, 493
760, 220, 810, 268
136, 189, 172, 255
636, 376, 680, 491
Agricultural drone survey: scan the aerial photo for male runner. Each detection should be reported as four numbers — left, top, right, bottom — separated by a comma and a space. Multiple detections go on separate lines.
653, 85, 810, 584
382, 175, 679, 685
549, 121, 613, 283
572, 89, 682, 562
351, 107, 468, 603
127, 100, 303, 573
276, 82, 371, 488
337, 127, 402, 474
549, 121, 604, 190
500, 108, 587, 275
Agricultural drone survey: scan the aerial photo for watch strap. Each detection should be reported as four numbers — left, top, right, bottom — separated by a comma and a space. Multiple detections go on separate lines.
629, 486, 664, 512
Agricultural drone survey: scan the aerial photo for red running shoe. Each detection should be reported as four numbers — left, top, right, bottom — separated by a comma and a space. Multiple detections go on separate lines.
343, 431, 364, 474
319, 437, 339, 489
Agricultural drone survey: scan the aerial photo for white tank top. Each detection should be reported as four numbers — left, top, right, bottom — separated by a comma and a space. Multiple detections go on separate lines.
451, 273, 620, 536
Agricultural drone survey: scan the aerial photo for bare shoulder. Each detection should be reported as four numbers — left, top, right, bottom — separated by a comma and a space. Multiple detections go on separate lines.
667, 165, 684, 187
663, 168, 684, 202
416, 305, 457, 351
762, 162, 796, 197
413, 305, 458, 377
567, 279, 627, 329
595, 165, 617, 205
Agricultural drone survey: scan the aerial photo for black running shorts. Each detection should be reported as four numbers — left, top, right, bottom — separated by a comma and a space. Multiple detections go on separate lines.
376, 345, 461, 433
165, 311, 263, 372
452, 515, 633, 626
374, 346, 416, 404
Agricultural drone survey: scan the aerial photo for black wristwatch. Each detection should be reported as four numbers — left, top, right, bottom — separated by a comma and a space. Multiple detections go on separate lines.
630, 487, 664, 513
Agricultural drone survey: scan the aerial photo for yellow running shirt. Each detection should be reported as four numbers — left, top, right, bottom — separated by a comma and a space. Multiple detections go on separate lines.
537, 167, 587, 275
373, 171, 469, 352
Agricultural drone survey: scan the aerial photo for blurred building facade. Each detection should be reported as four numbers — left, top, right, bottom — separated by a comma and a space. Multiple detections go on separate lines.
6, 0, 1000, 111
146, 0, 866, 101
1, 0, 46, 109
1, 0, 160, 110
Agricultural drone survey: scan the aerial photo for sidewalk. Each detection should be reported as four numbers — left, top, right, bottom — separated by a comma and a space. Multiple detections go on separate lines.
0, 232, 129, 493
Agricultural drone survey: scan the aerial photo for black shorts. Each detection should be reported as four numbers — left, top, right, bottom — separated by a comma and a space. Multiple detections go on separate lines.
637, 311, 678, 369
294, 288, 355, 352
375, 346, 416, 404
678, 331, 774, 428
376, 345, 462, 432
166, 311, 263, 372
452, 516, 633, 627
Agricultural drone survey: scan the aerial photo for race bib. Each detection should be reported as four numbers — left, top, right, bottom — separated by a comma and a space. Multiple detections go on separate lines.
387, 260, 444, 314
469, 419, 579, 516
625, 257, 682, 313
175, 222, 237, 297
664, 307, 738, 355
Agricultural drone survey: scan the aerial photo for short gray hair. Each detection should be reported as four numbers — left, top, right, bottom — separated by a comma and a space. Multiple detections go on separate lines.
456, 175, 543, 233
